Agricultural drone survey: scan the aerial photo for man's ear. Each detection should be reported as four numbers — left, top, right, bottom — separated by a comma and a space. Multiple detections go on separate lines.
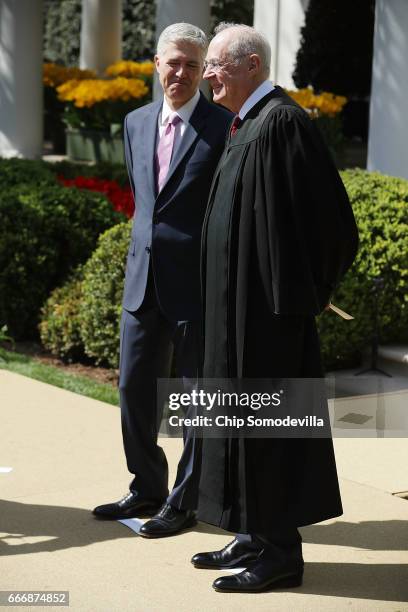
154, 54, 160, 73
248, 54, 261, 75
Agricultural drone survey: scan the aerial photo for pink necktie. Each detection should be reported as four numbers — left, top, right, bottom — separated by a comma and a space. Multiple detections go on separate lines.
156, 112, 182, 192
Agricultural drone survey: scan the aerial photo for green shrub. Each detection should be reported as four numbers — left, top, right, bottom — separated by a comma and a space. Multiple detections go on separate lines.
293, 0, 375, 98
0, 184, 122, 339
38, 169, 408, 373
318, 169, 408, 370
0, 157, 129, 188
0, 158, 57, 189
50, 160, 129, 187
79, 221, 131, 367
39, 267, 84, 361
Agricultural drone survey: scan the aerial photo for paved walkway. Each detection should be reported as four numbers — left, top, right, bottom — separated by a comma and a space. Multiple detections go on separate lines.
1, 370, 407, 611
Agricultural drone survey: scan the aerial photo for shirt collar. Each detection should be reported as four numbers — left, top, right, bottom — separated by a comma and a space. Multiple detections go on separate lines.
161, 89, 201, 126
238, 80, 275, 120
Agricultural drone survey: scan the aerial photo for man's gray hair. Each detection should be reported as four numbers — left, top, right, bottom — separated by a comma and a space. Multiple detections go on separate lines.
157, 23, 208, 58
214, 22, 271, 75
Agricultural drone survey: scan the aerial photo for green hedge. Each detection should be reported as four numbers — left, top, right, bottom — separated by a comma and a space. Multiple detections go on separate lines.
318, 169, 408, 369
0, 183, 122, 340
50, 160, 129, 186
40, 169, 408, 371
40, 222, 131, 367
0, 158, 129, 187
79, 222, 131, 366
0, 158, 56, 189
293, 0, 375, 99
39, 267, 84, 362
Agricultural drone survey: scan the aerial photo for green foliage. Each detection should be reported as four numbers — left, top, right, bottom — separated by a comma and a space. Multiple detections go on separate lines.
39, 267, 84, 361
0, 325, 12, 343
318, 169, 408, 370
293, 0, 375, 98
49, 160, 129, 186
61, 97, 151, 132
79, 222, 131, 367
0, 183, 121, 340
314, 115, 344, 164
43, 0, 255, 65
122, 1, 155, 59
39, 170, 408, 373
210, 0, 254, 31
0, 158, 57, 189
0, 156, 129, 190
43, 0, 81, 66
40, 222, 130, 367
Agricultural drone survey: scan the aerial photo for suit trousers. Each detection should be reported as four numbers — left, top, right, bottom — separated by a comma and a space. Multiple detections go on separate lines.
119, 269, 201, 509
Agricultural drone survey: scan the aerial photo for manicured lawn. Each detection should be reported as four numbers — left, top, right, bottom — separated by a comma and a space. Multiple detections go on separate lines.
0, 347, 119, 406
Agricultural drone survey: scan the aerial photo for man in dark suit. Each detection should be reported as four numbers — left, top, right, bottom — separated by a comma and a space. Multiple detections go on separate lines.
191, 23, 358, 591
93, 23, 232, 537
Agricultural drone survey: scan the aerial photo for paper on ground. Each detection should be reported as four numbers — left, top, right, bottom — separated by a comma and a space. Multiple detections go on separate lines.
118, 517, 145, 534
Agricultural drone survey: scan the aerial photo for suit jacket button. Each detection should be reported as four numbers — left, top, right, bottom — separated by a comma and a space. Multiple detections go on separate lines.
145, 246, 151, 254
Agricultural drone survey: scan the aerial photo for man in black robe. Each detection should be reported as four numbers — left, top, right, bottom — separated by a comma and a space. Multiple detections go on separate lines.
190, 23, 359, 593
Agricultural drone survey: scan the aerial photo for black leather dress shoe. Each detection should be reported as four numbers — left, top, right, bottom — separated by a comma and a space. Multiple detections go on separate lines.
212, 559, 304, 593
92, 492, 164, 520
191, 537, 263, 569
138, 503, 196, 538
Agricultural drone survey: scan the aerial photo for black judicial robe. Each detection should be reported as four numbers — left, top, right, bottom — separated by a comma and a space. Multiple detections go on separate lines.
198, 87, 359, 534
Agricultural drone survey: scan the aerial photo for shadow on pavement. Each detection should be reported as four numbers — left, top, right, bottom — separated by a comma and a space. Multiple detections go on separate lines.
302, 519, 408, 551
1, 501, 407, 602
299, 561, 408, 602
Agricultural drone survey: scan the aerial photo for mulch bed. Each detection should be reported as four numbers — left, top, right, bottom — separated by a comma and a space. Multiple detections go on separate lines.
1, 341, 118, 387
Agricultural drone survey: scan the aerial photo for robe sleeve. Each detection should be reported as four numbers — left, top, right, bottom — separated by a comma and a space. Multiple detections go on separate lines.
257, 105, 358, 314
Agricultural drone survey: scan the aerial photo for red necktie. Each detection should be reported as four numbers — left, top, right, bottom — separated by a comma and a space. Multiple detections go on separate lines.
230, 115, 242, 137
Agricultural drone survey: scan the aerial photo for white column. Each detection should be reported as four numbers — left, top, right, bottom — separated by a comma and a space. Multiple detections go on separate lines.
367, 0, 408, 180
0, 0, 43, 159
254, 0, 309, 88
154, 0, 211, 100
80, 0, 122, 76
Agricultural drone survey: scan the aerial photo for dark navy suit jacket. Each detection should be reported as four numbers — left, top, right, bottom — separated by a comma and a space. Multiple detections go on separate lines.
122, 91, 233, 321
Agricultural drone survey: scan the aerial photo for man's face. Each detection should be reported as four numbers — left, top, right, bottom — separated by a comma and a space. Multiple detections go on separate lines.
155, 41, 203, 109
203, 32, 251, 112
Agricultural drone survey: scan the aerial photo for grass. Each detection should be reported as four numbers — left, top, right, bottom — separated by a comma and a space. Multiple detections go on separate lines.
0, 347, 119, 406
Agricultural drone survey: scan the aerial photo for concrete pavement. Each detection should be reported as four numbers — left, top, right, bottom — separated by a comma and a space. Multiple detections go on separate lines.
1, 369, 407, 611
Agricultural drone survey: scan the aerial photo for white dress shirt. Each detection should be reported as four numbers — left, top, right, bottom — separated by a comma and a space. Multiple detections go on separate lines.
238, 80, 275, 120
157, 89, 201, 159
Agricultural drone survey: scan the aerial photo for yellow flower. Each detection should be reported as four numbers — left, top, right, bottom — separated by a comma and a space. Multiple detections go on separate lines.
285, 87, 347, 117
105, 60, 155, 78
57, 77, 149, 107
43, 63, 96, 87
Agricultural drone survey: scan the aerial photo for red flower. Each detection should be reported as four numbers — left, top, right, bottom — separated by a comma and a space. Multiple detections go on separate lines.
58, 175, 135, 219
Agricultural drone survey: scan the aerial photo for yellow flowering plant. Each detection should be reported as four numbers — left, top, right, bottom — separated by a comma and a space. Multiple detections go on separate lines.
105, 60, 155, 79
43, 63, 98, 151
286, 87, 347, 117
43, 63, 96, 88
55, 72, 151, 131
286, 87, 348, 159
